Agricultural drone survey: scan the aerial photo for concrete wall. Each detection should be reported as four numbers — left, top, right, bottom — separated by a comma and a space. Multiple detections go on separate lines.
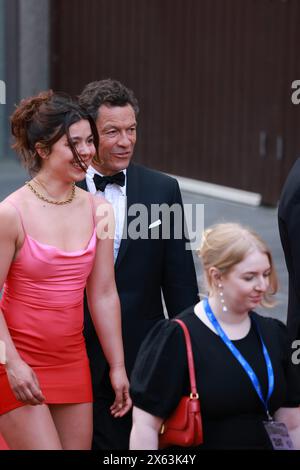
0, 0, 5, 159
0, 0, 49, 161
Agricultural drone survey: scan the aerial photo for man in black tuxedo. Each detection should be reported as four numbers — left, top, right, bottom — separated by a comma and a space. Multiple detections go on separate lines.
278, 158, 300, 342
78, 79, 199, 449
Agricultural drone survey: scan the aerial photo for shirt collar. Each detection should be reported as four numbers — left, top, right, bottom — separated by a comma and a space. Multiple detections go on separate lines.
87, 165, 127, 178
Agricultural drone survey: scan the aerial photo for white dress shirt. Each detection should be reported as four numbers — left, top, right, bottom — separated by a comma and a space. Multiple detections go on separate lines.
86, 165, 127, 262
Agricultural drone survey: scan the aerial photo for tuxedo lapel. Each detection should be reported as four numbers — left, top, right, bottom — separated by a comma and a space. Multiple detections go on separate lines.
76, 178, 88, 191
76, 168, 140, 271
115, 164, 140, 270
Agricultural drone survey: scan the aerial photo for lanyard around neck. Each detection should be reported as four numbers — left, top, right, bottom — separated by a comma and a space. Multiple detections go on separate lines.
203, 298, 274, 418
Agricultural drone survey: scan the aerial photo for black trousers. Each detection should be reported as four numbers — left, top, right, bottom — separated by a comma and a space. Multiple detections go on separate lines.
91, 372, 132, 450
92, 398, 132, 450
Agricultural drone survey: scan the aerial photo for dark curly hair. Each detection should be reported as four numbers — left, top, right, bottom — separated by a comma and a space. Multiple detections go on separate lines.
11, 90, 99, 175
78, 79, 139, 121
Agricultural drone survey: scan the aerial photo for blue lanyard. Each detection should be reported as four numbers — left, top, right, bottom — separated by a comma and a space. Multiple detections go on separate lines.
203, 298, 274, 418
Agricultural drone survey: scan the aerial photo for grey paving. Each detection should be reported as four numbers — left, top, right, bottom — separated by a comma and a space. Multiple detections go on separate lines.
0, 160, 288, 323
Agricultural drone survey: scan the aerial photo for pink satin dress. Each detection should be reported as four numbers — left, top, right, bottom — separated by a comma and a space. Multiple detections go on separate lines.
0, 197, 97, 415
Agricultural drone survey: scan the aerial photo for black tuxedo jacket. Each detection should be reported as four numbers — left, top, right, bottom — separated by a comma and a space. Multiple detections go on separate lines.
78, 163, 199, 396
278, 157, 300, 341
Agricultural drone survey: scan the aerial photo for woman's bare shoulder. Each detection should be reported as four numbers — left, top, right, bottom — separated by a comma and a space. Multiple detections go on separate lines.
0, 199, 21, 238
91, 193, 111, 207
88, 194, 114, 219
0, 184, 28, 215
75, 187, 112, 212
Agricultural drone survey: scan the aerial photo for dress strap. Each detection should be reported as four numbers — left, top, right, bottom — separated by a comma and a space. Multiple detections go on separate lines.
5, 199, 27, 235
87, 193, 97, 228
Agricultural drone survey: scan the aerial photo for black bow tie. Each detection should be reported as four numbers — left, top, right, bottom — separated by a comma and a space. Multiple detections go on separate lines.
93, 172, 125, 192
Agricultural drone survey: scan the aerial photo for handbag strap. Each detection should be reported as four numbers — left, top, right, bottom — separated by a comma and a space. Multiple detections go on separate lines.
173, 319, 198, 398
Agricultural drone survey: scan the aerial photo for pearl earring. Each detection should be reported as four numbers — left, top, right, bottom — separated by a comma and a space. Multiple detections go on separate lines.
218, 283, 228, 312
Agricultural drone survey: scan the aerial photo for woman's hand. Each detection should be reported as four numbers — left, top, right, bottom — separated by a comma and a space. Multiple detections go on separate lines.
109, 364, 132, 418
5, 358, 45, 405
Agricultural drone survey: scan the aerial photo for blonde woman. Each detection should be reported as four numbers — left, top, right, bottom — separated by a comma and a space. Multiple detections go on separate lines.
130, 223, 300, 450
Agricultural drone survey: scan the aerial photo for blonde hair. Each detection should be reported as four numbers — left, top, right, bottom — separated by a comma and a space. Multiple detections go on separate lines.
197, 223, 278, 307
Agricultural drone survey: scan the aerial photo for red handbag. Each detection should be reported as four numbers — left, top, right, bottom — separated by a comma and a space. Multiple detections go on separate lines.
159, 319, 203, 448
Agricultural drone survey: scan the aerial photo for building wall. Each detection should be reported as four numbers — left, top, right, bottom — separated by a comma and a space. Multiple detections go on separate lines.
50, 0, 300, 205
2, 0, 299, 204
19, 0, 49, 99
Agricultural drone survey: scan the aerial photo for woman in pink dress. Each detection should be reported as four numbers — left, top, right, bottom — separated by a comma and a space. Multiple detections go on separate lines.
0, 91, 131, 449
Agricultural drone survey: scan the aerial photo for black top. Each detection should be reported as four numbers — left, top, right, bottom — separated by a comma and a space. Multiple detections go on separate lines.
130, 305, 300, 449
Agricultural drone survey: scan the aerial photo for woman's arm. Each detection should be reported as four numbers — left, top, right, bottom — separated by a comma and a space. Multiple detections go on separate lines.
274, 406, 300, 449
86, 199, 131, 417
130, 406, 163, 450
0, 203, 45, 405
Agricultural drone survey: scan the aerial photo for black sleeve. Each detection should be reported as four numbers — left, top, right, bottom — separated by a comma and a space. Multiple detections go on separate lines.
130, 319, 189, 418
161, 180, 199, 318
278, 186, 300, 338
275, 319, 300, 407
278, 201, 300, 293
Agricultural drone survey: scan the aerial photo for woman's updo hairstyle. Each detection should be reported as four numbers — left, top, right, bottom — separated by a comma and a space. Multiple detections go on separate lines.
11, 90, 99, 175
197, 222, 278, 307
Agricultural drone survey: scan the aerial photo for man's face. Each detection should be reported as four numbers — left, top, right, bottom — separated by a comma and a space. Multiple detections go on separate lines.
93, 104, 137, 175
